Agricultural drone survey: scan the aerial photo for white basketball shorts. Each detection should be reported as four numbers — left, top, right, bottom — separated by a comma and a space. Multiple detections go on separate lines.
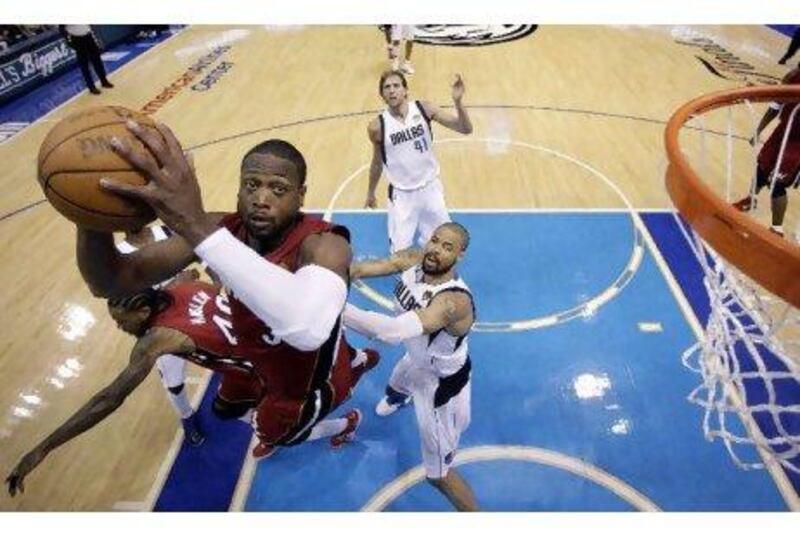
387, 178, 451, 253
387, 353, 471, 479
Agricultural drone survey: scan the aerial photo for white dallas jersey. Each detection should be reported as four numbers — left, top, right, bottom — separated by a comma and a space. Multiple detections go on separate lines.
380, 100, 440, 190
393, 265, 473, 377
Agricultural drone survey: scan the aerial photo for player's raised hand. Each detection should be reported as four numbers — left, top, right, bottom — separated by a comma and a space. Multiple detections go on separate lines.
103, 120, 216, 246
451, 74, 465, 103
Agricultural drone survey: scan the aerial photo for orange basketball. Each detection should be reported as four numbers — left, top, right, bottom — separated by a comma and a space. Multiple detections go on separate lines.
37, 106, 161, 232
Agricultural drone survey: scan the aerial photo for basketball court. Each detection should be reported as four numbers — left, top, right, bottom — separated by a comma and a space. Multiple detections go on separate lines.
0, 24, 799, 511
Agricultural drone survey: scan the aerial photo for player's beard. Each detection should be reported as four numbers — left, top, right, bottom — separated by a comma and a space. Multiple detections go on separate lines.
422, 253, 453, 276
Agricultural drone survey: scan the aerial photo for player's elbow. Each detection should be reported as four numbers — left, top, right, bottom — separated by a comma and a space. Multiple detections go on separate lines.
283, 325, 332, 352
462, 123, 473, 135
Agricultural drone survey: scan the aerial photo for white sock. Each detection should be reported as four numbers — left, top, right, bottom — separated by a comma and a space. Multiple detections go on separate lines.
350, 349, 367, 368
238, 408, 254, 424
166, 387, 194, 419
307, 418, 348, 441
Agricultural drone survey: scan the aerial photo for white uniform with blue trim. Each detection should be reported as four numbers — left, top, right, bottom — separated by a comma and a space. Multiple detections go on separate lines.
387, 264, 473, 478
380, 100, 451, 252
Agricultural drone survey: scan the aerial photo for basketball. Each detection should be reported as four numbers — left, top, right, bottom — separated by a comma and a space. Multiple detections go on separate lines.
37, 105, 161, 232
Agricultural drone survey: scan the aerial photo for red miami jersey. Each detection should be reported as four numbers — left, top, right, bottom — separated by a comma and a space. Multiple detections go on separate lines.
218, 213, 355, 443
758, 69, 800, 178
148, 280, 255, 379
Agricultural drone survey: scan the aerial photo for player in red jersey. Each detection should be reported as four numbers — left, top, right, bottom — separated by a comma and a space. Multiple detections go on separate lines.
75, 131, 378, 459
733, 65, 800, 236
5, 280, 371, 496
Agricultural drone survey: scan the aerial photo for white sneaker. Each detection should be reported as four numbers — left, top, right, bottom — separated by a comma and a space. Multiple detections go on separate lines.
375, 394, 412, 416
401, 62, 415, 74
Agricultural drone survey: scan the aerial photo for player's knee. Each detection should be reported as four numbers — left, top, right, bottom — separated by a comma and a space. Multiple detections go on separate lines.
211, 396, 252, 420
771, 180, 788, 199
166, 383, 185, 395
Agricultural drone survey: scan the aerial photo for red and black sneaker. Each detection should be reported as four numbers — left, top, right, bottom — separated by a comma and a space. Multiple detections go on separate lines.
330, 409, 362, 448
252, 441, 278, 461
732, 196, 757, 212
351, 349, 380, 384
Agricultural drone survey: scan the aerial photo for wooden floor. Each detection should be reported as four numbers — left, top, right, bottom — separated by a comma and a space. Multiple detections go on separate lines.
0, 25, 795, 511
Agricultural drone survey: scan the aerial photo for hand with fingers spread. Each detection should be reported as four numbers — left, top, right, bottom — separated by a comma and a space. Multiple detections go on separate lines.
103, 120, 217, 247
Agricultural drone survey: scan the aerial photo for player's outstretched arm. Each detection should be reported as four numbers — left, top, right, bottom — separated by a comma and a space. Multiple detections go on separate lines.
77, 228, 196, 298
5, 328, 192, 497
422, 74, 473, 135
344, 291, 472, 345
350, 248, 422, 279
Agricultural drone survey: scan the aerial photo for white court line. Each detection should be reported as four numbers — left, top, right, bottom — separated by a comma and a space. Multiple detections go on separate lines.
310, 207, 677, 214
131, 368, 214, 512
361, 445, 661, 512
2, 26, 186, 147
228, 434, 260, 511
324, 137, 647, 333
637, 213, 800, 511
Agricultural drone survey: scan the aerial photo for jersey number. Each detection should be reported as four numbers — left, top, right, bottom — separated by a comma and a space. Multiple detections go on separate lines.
213, 292, 238, 346
414, 138, 429, 153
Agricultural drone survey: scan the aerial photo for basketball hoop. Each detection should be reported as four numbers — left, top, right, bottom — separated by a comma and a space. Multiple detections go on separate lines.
664, 85, 800, 476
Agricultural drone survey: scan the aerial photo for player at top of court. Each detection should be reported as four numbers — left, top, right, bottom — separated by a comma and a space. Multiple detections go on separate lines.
76, 130, 377, 459
365, 70, 473, 253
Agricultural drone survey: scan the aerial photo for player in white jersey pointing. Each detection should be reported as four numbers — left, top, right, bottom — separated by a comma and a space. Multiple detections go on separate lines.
365, 71, 473, 253
345, 222, 478, 511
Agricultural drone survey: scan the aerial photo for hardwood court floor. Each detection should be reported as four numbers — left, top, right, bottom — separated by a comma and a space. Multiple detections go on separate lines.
0, 25, 794, 510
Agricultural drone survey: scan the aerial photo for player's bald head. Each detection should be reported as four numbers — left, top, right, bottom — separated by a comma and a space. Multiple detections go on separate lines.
436, 222, 470, 252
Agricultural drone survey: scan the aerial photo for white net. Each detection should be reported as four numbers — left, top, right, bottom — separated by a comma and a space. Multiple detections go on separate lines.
674, 92, 800, 475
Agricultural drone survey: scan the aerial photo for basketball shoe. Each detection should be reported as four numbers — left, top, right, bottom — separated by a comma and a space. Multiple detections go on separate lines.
732, 196, 757, 212
252, 441, 278, 461
351, 348, 380, 384
181, 413, 205, 447
330, 409, 362, 448
375, 387, 412, 417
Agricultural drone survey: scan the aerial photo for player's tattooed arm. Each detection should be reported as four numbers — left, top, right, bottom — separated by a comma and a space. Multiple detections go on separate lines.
350, 248, 423, 279
414, 290, 474, 336
76, 213, 227, 298
5, 328, 194, 497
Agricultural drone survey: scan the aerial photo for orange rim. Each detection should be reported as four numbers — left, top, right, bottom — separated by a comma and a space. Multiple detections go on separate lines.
664, 85, 800, 308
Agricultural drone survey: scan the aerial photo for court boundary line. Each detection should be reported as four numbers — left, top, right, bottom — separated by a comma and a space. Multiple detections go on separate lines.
638, 213, 800, 510
136, 368, 214, 512
228, 434, 259, 511
323, 137, 647, 333
361, 445, 662, 512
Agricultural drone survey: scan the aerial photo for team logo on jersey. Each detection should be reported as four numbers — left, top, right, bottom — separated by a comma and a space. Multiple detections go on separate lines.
411, 25, 537, 47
